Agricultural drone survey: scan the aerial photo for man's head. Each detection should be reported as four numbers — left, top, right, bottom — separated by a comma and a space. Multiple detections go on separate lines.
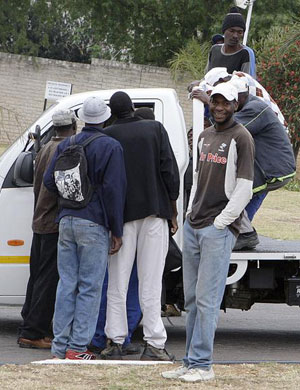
212, 34, 224, 45
222, 8, 245, 48
52, 109, 77, 136
209, 83, 238, 126
78, 96, 111, 126
109, 91, 134, 118
230, 75, 249, 111
133, 107, 155, 120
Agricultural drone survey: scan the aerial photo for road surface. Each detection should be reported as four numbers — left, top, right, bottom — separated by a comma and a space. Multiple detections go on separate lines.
1, 303, 299, 365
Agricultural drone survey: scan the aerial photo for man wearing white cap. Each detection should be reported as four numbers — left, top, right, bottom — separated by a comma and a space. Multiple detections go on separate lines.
162, 83, 254, 382
44, 96, 127, 360
18, 109, 77, 350
230, 76, 296, 249
189, 69, 295, 251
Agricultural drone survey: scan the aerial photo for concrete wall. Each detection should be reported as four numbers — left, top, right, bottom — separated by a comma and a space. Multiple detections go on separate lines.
0, 52, 192, 145
0, 51, 299, 175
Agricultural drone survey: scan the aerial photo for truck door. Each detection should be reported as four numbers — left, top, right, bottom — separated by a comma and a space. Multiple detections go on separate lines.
0, 123, 55, 304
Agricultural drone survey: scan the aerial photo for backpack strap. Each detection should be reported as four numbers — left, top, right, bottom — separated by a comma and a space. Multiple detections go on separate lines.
81, 133, 106, 148
82, 133, 106, 193
69, 133, 105, 147
70, 134, 77, 145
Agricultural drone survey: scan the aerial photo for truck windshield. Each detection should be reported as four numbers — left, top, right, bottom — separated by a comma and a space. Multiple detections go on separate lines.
0, 102, 59, 158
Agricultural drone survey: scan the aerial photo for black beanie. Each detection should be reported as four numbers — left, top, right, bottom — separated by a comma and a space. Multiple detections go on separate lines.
222, 9, 246, 33
109, 91, 134, 116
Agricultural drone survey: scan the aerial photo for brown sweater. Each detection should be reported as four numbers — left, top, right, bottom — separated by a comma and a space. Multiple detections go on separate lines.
32, 136, 66, 234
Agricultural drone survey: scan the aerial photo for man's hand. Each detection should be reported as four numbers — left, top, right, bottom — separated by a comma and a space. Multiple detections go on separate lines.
190, 89, 210, 105
109, 236, 122, 255
169, 200, 178, 235
170, 215, 178, 235
187, 80, 201, 93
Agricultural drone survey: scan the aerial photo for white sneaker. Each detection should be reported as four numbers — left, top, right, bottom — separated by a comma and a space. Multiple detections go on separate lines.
161, 365, 188, 379
179, 367, 215, 382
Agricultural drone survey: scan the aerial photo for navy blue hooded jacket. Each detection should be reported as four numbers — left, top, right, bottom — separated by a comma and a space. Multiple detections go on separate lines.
43, 127, 127, 237
234, 95, 296, 193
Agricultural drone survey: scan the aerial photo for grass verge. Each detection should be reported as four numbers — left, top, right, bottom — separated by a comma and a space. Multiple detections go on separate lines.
253, 188, 300, 240
1, 363, 300, 390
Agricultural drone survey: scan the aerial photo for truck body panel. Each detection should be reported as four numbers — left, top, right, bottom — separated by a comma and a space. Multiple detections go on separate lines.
0, 87, 299, 310
0, 88, 188, 304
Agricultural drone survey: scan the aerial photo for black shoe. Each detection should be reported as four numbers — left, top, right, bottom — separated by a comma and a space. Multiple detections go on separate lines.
234, 230, 259, 251
100, 340, 123, 360
140, 343, 175, 361
122, 343, 141, 355
87, 343, 104, 355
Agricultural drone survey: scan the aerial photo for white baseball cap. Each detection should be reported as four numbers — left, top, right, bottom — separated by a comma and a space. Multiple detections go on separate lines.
211, 82, 238, 101
230, 75, 249, 93
78, 96, 111, 124
204, 67, 230, 86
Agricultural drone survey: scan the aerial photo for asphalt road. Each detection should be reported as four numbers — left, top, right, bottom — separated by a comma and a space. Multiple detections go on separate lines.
1, 303, 300, 365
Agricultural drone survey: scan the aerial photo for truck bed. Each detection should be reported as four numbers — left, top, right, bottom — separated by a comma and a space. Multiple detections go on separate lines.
231, 235, 300, 260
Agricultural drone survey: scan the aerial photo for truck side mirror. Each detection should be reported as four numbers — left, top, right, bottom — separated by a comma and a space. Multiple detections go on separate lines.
13, 151, 34, 186
12, 124, 42, 187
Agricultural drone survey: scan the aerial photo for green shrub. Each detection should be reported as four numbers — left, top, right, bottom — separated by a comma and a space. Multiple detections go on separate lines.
168, 38, 210, 82
256, 23, 300, 160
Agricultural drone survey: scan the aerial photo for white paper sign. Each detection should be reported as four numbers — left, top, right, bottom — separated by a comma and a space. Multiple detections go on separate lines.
45, 81, 72, 100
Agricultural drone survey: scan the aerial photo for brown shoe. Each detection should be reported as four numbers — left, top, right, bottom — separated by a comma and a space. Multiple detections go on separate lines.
161, 304, 181, 317
18, 337, 52, 349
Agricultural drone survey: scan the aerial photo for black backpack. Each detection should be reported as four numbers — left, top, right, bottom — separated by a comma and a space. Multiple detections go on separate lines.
53, 133, 105, 209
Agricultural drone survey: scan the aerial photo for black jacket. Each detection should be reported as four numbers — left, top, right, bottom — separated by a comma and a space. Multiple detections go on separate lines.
103, 117, 179, 223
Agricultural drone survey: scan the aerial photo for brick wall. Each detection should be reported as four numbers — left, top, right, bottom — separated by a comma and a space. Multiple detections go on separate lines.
0, 52, 192, 145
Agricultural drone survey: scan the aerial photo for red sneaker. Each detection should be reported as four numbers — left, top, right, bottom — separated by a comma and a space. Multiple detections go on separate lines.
65, 349, 96, 360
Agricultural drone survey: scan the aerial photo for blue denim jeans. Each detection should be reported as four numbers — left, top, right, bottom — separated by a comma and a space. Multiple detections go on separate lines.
245, 192, 267, 221
51, 216, 109, 358
182, 220, 236, 369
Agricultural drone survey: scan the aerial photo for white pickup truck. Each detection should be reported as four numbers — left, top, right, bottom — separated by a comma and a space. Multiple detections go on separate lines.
0, 87, 299, 310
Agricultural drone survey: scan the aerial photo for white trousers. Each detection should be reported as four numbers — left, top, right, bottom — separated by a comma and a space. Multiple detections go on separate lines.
105, 216, 169, 349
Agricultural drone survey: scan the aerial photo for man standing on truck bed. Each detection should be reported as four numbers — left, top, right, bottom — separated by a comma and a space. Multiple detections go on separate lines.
44, 96, 127, 360
206, 7, 256, 78
100, 91, 180, 361
188, 8, 256, 98
162, 82, 254, 382
18, 109, 77, 349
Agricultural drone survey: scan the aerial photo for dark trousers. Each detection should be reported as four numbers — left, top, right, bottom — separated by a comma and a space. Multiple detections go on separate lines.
19, 232, 59, 340
92, 261, 142, 348
245, 192, 268, 221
